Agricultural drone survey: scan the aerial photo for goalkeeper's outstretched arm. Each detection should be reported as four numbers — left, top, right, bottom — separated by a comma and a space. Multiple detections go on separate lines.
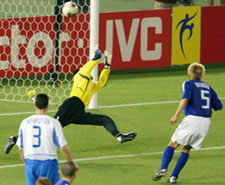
79, 49, 102, 76
92, 50, 112, 91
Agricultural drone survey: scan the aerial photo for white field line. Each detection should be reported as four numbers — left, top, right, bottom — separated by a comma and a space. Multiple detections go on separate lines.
1, 97, 225, 116
0, 145, 225, 169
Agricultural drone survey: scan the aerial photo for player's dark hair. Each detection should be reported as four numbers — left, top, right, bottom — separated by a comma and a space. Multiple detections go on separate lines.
35, 177, 52, 185
61, 161, 78, 178
35, 94, 49, 110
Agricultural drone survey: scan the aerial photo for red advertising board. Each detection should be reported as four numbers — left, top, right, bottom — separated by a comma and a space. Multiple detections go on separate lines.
0, 15, 89, 78
201, 6, 225, 64
2, 7, 223, 78
99, 9, 172, 70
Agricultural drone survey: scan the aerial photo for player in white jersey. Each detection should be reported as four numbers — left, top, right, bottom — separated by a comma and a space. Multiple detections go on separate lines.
152, 63, 223, 184
16, 93, 75, 185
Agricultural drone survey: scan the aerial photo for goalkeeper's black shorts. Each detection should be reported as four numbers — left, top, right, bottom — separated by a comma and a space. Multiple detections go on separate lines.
54, 96, 119, 136
54, 96, 85, 127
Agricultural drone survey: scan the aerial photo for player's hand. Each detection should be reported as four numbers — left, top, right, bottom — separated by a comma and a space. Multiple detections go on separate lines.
92, 45, 102, 60
92, 49, 102, 60
104, 50, 112, 67
28, 90, 37, 102
27, 90, 37, 97
170, 115, 178, 125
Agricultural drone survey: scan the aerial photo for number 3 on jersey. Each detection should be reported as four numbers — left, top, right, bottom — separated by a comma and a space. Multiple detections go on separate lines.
33, 126, 41, 147
201, 90, 210, 109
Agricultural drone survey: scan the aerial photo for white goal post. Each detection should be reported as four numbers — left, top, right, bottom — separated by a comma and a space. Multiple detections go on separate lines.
0, 0, 99, 108
89, 0, 99, 109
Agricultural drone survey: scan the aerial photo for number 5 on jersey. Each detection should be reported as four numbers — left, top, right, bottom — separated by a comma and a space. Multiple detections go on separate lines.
201, 90, 210, 109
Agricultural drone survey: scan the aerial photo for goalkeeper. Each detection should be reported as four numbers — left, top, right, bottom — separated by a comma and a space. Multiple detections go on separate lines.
4, 48, 137, 154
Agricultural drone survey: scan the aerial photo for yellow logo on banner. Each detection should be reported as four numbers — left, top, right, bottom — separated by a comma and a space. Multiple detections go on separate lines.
172, 6, 201, 65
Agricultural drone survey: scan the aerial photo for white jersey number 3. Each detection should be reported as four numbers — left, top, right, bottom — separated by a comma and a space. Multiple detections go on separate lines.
33, 126, 41, 148
201, 90, 210, 109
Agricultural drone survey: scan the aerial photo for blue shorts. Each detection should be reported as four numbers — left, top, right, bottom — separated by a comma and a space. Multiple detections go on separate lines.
25, 159, 59, 185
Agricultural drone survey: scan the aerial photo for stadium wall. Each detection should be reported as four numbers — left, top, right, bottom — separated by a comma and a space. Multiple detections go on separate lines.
99, 6, 225, 70
201, 6, 225, 64
0, 6, 224, 78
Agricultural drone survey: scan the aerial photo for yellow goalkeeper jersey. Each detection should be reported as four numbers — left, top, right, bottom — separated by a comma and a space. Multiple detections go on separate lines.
69, 58, 110, 107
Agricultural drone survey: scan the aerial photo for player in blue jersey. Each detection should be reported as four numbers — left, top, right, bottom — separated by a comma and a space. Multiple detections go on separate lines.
16, 93, 75, 185
55, 161, 79, 185
152, 63, 223, 184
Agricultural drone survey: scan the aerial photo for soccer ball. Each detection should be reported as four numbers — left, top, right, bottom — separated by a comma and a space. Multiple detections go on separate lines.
62, 2, 79, 18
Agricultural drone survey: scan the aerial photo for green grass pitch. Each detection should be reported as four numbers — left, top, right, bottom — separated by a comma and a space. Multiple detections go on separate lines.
0, 65, 225, 185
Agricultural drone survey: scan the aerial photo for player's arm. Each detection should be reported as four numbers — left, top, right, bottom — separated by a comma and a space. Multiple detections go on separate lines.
18, 147, 25, 163
54, 120, 74, 162
170, 81, 191, 125
60, 145, 73, 162
98, 69, 110, 86
211, 88, 223, 111
60, 146, 79, 171
92, 51, 112, 91
170, 98, 188, 125
17, 124, 25, 162
79, 49, 102, 76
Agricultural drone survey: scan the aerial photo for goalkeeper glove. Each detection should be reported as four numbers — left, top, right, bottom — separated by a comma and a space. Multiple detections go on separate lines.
104, 50, 112, 69
91, 45, 102, 61
28, 90, 37, 97
27, 90, 37, 102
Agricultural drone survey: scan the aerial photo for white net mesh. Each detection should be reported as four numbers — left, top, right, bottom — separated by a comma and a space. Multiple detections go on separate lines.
0, 0, 90, 104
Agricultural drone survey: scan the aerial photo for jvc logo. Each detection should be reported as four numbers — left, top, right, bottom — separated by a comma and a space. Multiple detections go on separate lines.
105, 17, 163, 62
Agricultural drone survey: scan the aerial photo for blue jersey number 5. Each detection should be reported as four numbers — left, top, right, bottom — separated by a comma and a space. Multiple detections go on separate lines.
201, 90, 210, 109
33, 126, 41, 147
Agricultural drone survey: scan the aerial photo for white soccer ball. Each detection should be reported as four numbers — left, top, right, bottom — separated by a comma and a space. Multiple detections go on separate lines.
62, 2, 79, 18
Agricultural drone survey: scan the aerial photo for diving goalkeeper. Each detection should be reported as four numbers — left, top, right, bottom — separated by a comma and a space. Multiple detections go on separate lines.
4, 48, 137, 154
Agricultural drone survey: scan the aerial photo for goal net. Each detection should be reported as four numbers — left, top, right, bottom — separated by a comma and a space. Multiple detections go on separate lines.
0, 0, 94, 104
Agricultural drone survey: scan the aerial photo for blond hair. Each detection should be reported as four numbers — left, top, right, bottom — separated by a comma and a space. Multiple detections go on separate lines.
187, 63, 205, 80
